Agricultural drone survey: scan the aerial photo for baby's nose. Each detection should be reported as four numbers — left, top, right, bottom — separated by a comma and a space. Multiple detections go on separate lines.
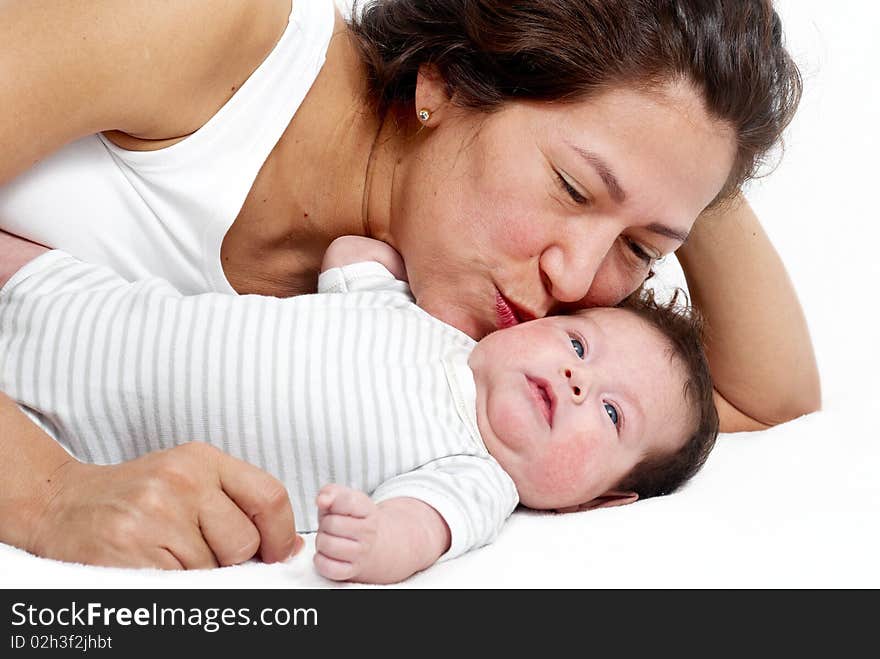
561, 366, 587, 402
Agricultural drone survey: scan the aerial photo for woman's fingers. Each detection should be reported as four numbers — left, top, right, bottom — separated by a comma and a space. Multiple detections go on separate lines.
213, 448, 299, 563
29, 442, 299, 570
198, 491, 262, 567
151, 547, 186, 571
160, 530, 221, 570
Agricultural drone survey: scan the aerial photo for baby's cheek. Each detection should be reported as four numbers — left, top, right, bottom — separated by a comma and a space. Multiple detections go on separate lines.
527, 439, 593, 501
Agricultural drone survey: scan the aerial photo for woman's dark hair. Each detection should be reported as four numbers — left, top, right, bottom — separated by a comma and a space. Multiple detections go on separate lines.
349, 0, 802, 197
615, 288, 719, 499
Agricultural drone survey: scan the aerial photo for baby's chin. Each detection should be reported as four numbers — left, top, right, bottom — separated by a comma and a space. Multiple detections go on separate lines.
514, 489, 571, 511
509, 474, 600, 511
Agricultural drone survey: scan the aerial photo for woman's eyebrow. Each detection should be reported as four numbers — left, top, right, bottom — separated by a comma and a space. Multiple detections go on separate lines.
645, 223, 690, 244
567, 143, 627, 203
567, 142, 690, 244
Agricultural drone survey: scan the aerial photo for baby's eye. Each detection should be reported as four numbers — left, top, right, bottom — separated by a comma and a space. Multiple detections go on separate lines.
570, 337, 585, 359
604, 402, 619, 427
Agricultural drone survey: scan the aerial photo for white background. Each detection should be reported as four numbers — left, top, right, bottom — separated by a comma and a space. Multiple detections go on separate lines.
2, 0, 878, 588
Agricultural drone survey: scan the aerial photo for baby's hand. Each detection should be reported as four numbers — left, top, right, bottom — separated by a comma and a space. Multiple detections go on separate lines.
321, 235, 408, 281
314, 484, 381, 581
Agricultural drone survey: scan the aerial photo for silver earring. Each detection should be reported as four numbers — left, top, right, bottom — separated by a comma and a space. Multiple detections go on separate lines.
417, 108, 431, 122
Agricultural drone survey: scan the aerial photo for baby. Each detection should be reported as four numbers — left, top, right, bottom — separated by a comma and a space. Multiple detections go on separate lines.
0, 236, 718, 583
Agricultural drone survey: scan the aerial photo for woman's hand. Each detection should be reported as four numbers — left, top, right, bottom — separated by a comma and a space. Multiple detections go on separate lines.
27, 441, 303, 569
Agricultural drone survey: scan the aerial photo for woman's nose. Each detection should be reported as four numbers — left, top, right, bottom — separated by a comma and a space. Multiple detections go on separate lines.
539, 228, 617, 304
561, 366, 588, 403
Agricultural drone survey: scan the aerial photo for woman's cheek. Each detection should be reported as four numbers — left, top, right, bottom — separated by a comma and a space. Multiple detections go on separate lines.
489, 212, 545, 257
583, 260, 644, 307
473, 179, 544, 255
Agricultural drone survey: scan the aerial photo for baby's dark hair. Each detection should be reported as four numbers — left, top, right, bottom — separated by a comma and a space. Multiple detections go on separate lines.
615, 288, 719, 499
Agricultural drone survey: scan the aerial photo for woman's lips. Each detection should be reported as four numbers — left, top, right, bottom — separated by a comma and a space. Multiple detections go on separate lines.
495, 290, 536, 330
526, 376, 555, 427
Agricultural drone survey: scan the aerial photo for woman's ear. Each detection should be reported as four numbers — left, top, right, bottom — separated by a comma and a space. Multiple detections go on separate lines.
414, 64, 452, 125
556, 490, 639, 514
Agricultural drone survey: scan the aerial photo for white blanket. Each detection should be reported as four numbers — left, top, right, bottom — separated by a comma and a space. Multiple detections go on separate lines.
2, 0, 878, 588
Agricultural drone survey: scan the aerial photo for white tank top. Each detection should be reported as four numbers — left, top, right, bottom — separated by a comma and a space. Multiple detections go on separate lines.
0, 0, 335, 294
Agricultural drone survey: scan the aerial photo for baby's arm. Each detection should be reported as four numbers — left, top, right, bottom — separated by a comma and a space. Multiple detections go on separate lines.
314, 484, 450, 584
321, 235, 407, 281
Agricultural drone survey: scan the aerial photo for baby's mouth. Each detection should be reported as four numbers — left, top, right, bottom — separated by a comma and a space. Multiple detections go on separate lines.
526, 376, 555, 427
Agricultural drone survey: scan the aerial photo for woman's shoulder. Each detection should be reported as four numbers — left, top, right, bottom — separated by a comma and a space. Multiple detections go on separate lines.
103, 0, 294, 145
1, 0, 293, 162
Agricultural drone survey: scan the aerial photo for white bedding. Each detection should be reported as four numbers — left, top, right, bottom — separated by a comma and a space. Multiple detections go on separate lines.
2, 0, 878, 588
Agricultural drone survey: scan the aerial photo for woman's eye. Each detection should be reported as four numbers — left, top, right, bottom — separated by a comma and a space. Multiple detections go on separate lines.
624, 238, 656, 266
555, 172, 588, 205
570, 337, 585, 359
604, 402, 620, 427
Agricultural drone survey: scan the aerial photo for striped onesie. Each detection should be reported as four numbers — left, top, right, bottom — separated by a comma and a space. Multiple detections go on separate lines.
0, 252, 519, 561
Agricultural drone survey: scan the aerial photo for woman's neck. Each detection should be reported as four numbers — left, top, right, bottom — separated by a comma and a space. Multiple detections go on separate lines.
270, 11, 421, 251
274, 14, 383, 243
222, 11, 407, 296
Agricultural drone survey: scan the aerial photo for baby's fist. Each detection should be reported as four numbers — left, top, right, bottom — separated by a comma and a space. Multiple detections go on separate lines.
314, 484, 380, 581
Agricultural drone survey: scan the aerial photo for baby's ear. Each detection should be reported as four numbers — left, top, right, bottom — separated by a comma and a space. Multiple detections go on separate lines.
556, 490, 638, 514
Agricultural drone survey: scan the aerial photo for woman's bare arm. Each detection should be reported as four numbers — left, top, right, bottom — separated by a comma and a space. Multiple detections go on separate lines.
0, 391, 302, 568
676, 195, 821, 432
0, 0, 296, 564
0, 232, 47, 287
0, 0, 290, 186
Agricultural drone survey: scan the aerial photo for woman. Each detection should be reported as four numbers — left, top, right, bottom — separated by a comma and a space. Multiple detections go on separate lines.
0, 0, 818, 569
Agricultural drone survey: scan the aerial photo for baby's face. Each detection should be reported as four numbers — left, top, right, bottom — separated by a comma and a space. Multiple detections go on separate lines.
468, 308, 692, 510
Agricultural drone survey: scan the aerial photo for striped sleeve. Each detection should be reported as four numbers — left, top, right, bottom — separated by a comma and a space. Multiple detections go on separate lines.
371, 455, 520, 562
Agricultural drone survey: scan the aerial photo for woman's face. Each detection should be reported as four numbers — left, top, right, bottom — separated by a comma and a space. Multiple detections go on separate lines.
390, 80, 736, 340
